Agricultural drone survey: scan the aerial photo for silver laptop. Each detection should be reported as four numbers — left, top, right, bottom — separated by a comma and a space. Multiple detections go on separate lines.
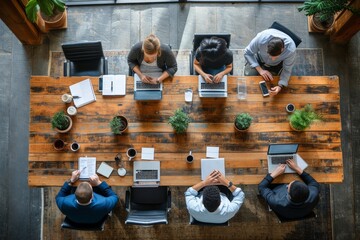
133, 161, 160, 187
201, 158, 225, 180
198, 75, 228, 98
134, 73, 163, 100
267, 144, 308, 173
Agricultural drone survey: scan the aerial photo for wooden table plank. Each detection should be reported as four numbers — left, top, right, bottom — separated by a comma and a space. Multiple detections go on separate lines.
28, 76, 343, 186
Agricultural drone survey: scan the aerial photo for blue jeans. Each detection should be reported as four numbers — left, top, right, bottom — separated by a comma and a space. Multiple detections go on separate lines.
202, 65, 226, 75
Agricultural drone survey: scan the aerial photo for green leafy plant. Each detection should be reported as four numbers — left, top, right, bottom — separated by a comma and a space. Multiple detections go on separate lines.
51, 111, 70, 130
26, 0, 66, 23
168, 109, 190, 133
298, 0, 360, 22
235, 113, 253, 130
289, 104, 323, 131
110, 116, 128, 134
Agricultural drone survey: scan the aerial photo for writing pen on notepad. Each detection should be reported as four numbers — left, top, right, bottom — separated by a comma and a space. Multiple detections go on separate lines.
79, 166, 87, 173
72, 96, 82, 99
111, 81, 113, 92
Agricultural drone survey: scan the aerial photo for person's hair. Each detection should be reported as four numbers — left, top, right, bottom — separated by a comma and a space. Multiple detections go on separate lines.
267, 37, 284, 56
289, 181, 309, 203
142, 34, 161, 56
198, 37, 227, 64
75, 182, 93, 204
202, 186, 221, 212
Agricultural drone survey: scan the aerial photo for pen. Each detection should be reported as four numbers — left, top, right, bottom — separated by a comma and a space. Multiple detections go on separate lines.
80, 166, 87, 173
73, 96, 82, 99
111, 81, 113, 92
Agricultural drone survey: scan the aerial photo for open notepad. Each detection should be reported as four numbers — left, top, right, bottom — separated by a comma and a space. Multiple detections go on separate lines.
79, 157, 96, 180
102, 75, 126, 96
69, 79, 96, 108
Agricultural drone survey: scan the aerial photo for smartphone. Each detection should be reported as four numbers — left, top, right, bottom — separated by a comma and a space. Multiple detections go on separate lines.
98, 77, 103, 92
259, 81, 269, 97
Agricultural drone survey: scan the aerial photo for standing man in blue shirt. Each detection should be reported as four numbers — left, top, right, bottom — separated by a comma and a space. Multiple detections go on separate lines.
56, 170, 119, 224
244, 28, 296, 96
185, 170, 245, 224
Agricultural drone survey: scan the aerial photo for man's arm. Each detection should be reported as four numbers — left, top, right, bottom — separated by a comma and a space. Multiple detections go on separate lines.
258, 164, 286, 202
55, 170, 80, 209
278, 51, 296, 87
244, 34, 261, 69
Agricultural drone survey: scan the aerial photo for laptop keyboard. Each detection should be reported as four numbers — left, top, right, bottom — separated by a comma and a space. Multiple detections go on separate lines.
271, 155, 293, 164
136, 82, 161, 89
135, 170, 158, 180
201, 82, 225, 90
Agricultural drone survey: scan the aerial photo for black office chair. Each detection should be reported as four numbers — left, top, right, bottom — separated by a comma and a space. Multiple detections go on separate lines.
268, 205, 317, 223
189, 33, 232, 75
62, 41, 108, 76
125, 186, 171, 225
269, 21, 302, 47
61, 213, 110, 231
189, 185, 232, 226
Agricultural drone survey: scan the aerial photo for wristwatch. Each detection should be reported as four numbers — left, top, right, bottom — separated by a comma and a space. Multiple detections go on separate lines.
227, 181, 233, 188
156, 79, 161, 84
67, 179, 74, 186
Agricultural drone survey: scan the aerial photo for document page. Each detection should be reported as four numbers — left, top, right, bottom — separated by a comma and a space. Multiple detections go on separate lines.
79, 157, 96, 180
102, 75, 126, 96
69, 79, 96, 108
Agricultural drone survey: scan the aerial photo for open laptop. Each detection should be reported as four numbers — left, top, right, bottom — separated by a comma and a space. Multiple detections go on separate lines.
134, 73, 162, 100
267, 144, 308, 173
198, 75, 228, 98
201, 158, 225, 180
133, 161, 160, 187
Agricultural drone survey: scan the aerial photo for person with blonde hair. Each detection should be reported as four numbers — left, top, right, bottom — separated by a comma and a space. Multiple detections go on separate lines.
128, 34, 177, 84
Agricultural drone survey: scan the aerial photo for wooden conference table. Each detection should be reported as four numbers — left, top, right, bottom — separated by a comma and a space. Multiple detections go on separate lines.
29, 75, 343, 187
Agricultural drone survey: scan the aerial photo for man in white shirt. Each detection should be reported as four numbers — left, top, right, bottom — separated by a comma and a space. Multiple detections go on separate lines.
244, 28, 297, 96
185, 170, 245, 224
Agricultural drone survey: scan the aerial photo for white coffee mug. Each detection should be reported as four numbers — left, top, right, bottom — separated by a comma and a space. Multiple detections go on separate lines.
70, 142, 80, 152
61, 94, 73, 103
126, 148, 137, 161
118, 168, 127, 176
67, 106, 77, 116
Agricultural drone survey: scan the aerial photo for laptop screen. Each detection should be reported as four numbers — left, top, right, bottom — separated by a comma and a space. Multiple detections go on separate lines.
268, 144, 299, 155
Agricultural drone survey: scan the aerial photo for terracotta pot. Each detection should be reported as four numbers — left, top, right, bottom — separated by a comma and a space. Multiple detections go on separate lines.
289, 122, 303, 132
113, 116, 128, 134
308, 13, 334, 33
38, 8, 67, 33
55, 115, 73, 133
234, 122, 249, 132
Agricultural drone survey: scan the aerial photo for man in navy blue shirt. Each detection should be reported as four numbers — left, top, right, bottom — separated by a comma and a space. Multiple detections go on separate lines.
258, 159, 320, 219
56, 170, 118, 224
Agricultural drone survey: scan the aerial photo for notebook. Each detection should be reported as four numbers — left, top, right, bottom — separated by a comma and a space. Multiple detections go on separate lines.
133, 161, 160, 187
78, 157, 96, 180
267, 144, 308, 173
101, 75, 126, 96
198, 75, 228, 98
133, 73, 162, 100
69, 79, 96, 108
201, 158, 225, 180
97, 162, 114, 178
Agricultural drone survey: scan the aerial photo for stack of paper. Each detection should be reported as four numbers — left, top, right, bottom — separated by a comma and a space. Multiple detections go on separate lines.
102, 75, 126, 96
69, 79, 96, 108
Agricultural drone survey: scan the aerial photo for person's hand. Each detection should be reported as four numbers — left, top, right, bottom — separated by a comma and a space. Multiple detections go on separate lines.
147, 77, 159, 85
213, 73, 224, 83
89, 174, 102, 186
70, 170, 80, 183
203, 74, 214, 83
215, 170, 229, 186
286, 159, 303, 175
269, 86, 282, 96
270, 164, 286, 178
203, 170, 221, 186
258, 69, 273, 82
140, 74, 153, 84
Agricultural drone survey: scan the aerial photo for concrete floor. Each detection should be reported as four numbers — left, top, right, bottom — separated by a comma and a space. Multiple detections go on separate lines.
0, 2, 359, 239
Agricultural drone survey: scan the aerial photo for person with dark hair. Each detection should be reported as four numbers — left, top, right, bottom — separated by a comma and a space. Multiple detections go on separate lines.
185, 170, 245, 223
127, 34, 177, 84
258, 159, 320, 219
244, 29, 297, 96
194, 37, 233, 83
56, 170, 118, 224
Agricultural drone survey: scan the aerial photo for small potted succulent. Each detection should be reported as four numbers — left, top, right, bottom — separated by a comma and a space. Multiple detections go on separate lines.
289, 104, 323, 131
110, 115, 128, 135
234, 113, 253, 132
168, 108, 190, 134
51, 111, 72, 133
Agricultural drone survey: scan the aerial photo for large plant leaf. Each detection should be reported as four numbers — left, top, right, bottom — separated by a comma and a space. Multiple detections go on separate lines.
53, 0, 66, 12
38, 0, 55, 17
25, 0, 40, 23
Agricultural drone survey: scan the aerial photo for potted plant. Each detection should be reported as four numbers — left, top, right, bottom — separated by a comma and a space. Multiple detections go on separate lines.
289, 104, 323, 131
234, 113, 253, 132
168, 108, 190, 134
25, 0, 67, 32
298, 0, 360, 32
110, 115, 128, 135
51, 111, 72, 133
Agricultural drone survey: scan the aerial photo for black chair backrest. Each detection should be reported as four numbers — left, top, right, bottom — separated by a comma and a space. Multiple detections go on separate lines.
192, 33, 231, 52
62, 41, 105, 62
269, 21, 302, 47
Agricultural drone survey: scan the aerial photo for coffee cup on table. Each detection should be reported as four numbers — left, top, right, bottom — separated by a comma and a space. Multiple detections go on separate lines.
61, 94, 73, 103
67, 106, 77, 116
286, 103, 295, 113
70, 142, 80, 152
126, 148, 137, 161
186, 151, 194, 163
